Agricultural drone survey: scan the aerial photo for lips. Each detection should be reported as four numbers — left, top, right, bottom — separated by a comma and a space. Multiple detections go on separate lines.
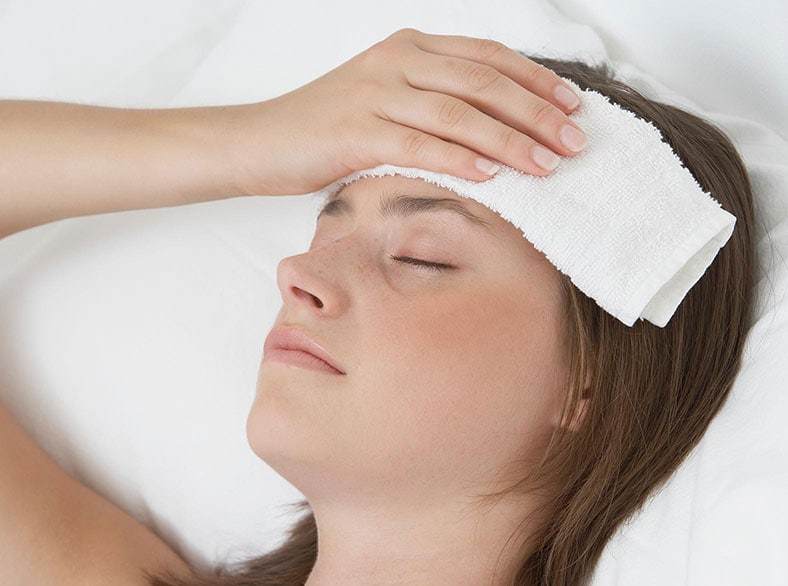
263, 326, 346, 375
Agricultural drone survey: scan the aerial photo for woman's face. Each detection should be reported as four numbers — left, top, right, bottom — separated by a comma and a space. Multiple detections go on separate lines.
247, 175, 570, 505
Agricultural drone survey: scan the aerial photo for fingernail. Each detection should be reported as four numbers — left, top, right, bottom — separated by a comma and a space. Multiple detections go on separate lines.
532, 145, 560, 171
560, 124, 588, 152
554, 85, 580, 110
475, 157, 500, 176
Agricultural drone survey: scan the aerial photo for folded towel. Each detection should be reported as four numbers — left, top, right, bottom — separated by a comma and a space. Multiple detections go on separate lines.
312, 79, 736, 327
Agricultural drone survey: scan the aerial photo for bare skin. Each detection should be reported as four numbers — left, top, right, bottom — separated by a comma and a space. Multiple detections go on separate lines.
0, 29, 586, 240
249, 175, 587, 585
0, 28, 587, 584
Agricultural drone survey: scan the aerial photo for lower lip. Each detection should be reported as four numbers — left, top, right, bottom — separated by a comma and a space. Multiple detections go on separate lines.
263, 348, 344, 375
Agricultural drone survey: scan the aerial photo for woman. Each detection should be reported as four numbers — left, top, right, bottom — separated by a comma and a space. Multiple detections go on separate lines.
0, 30, 754, 586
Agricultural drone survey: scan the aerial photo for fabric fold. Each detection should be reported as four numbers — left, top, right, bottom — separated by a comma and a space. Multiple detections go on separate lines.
312, 78, 736, 328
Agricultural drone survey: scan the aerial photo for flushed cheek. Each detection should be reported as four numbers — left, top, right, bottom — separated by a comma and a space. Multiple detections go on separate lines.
363, 286, 555, 464
371, 286, 506, 376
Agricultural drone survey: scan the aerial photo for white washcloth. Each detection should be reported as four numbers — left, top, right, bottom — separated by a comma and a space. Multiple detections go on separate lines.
312, 79, 736, 327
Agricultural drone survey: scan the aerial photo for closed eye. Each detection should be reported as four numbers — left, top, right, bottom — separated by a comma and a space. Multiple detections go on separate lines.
389, 254, 454, 272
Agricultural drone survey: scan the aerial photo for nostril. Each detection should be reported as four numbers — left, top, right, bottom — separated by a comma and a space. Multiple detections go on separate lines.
290, 286, 325, 309
290, 285, 324, 309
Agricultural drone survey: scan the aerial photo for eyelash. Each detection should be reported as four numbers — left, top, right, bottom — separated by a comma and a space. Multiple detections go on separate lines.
389, 254, 453, 272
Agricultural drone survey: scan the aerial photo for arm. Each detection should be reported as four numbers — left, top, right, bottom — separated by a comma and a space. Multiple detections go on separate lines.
0, 100, 246, 240
0, 403, 194, 585
0, 28, 585, 582
0, 30, 586, 241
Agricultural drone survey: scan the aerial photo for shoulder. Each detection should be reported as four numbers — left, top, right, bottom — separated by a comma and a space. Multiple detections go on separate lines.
0, 403, 194, 585
17, 473, 195, 586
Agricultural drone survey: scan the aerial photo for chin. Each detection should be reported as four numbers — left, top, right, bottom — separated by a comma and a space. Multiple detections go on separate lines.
245, 388, 330, 490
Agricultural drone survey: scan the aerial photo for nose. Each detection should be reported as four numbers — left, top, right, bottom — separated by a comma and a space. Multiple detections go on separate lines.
275, 248, 350, 316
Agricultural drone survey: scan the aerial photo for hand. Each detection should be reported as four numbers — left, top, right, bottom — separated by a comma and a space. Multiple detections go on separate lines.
232, 28, 588, 196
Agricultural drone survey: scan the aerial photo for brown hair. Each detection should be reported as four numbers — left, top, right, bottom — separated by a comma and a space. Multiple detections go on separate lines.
147, 55, 757, 586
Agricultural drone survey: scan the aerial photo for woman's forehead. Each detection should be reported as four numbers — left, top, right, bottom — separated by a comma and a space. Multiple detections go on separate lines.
337, 174, 456, 199
337, 175, 512, 230
336, 175, 550, 264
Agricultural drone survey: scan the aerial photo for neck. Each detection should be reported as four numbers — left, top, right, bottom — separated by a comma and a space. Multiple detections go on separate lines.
303, 491, 543, 586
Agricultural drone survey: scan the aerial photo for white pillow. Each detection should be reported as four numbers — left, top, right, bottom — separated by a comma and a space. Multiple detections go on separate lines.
1, 1, 786, 583
586, 67, 788, 585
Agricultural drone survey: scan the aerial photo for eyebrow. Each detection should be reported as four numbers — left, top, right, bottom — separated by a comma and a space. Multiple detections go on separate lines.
317, 190, 495, 235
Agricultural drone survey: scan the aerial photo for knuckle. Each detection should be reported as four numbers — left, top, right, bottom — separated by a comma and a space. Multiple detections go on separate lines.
475, 38, 507, 61
523, 62, 550, 86
367, 38, 398, 61
464, 63, 501, 94
527, 100, 558, 126
372, 29, 418, 60
390, 27, 419, 40
404, 131, 432, 159
496, 126, 520, 153
435, 143, 456, 167
436, 98, 472, 130
360, 43, 385, 66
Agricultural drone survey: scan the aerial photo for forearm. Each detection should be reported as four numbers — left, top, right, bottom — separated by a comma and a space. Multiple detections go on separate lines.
0, 100, 249, 239
0, 31, 587, 240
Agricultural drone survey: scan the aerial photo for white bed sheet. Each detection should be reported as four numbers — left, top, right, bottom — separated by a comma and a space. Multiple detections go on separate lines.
1, 1, 786, 583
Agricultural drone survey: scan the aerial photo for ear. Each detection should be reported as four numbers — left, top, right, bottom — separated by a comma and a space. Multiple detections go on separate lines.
560, 366, 593, 433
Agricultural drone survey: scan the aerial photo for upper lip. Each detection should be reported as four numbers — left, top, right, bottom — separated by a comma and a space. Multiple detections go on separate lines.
264, 326, 346, 375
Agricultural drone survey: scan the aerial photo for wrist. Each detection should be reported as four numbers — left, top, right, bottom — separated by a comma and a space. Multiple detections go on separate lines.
210, 99, 284, 197
148, 104, 258, 201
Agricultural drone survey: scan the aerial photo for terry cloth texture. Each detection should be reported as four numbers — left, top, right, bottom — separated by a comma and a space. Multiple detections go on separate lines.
312, 78, 736, 327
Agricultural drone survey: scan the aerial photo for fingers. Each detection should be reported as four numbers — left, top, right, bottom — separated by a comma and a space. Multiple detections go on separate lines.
373, 29, 588, 173
366, 119, 517, 182
378, 89, 560, 176
393, 28, 581, 115
400, 52, 587, 163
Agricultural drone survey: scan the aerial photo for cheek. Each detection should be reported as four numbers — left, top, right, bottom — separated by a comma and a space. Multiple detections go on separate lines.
360, 280, 565, 461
